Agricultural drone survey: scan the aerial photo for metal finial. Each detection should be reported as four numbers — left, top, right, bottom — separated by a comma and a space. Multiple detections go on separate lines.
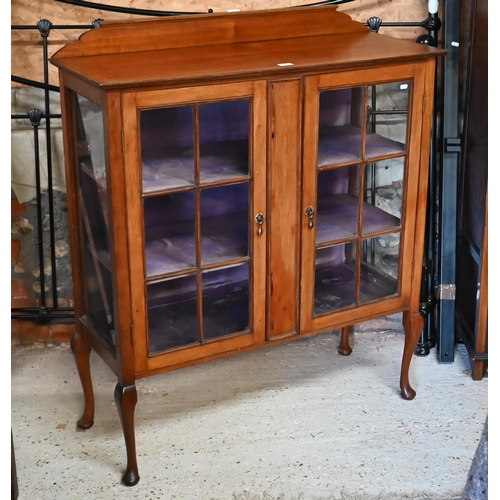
37, 19, 52, 37
367, 17, 383, 33
28, 109, 43, 127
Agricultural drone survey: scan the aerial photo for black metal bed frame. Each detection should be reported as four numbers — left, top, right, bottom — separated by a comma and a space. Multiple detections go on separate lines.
11, 0, 457, 363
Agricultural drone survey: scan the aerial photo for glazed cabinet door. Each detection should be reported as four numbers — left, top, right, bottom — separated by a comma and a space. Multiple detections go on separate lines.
300, 65, 427, 333
122, 82, 267, 374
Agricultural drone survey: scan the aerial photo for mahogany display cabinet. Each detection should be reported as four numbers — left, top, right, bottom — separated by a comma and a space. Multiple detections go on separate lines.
50, 6, 446, 486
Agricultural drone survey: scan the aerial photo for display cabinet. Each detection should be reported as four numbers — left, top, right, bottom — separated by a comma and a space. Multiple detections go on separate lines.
50, 5, 445, 486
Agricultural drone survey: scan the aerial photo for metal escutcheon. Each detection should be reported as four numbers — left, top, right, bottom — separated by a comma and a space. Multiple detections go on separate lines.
305, 206, 315, 229
255, 213, 265, 236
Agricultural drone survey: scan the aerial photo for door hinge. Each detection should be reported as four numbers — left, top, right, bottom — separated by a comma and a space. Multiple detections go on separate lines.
121, 130, 125, 152
130, 324, 135, 345
435, 284, 456, 300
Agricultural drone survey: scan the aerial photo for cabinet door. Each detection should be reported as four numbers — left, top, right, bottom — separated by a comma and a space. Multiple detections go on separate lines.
123, 82, 267, 374
300, 65, 426, 333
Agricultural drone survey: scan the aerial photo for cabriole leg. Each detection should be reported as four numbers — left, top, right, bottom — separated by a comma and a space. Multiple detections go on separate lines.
70, 331, 95, 429
400, 311, 425, 400
338, 325, 353, 356
114, 383, 140, 486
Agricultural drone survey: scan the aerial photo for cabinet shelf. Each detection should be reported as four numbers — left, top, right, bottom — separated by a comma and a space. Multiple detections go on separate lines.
316, 193, 400, 244
145, 211, 249, 278
318, 124, 405, 167
142, 139, 249, 193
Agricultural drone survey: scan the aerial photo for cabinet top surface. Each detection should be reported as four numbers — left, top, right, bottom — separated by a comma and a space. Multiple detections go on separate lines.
51, 6, 446, 90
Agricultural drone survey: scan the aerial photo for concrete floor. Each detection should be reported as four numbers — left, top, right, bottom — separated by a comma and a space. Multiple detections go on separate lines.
11, 316, 488, 500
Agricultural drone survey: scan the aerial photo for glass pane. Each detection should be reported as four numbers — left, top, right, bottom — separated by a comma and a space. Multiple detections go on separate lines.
79, 166, 110, 264
75, 93, 115, 347
365, 81, 409, 158
144, 191, 196, 277
76, 94, 107, 183
201, 183, 249, 265
359, 233, 399, 303
314, 243, 357, 315
317, 166, 360, 244
147, 275, 199, 354
140, 106, 195, 193
362, 158, 404, 234
82, 234, 115, 346
199, 100, 249, 183
202, 264, 250, 340
318, 88, 363, 166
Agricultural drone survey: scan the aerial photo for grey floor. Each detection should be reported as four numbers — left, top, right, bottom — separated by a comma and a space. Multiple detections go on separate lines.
11, 315, 488, 500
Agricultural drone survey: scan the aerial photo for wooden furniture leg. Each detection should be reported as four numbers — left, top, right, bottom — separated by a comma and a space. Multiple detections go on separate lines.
338, 325, 353, 356
114, 383, 140, 486
70, 331, 95, 429
400, 311, 425, 400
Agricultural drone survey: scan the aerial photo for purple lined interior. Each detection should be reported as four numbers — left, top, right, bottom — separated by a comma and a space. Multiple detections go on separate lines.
202, 264, 250, 340
144, 184, 249, 276
318, 125, 405, 166
147, 264, 249, 354
141, 100, 250, 193
365, 133, 405, 158
314, 253, 398, 315
200, 139, 249, 183
316, 194, 400, 244
318, 125, 361, 166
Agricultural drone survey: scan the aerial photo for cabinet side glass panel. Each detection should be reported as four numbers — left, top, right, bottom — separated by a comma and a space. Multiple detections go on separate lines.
199, 100, 249, 183
365, 81, 409, 158
147, 275, 199, 353
144, 191, 196, 277
201, 182, 249, 265
317, 166, 360, 244
74, 93, 115, 346
140, 106, 195, 193
318, 88, 363, 167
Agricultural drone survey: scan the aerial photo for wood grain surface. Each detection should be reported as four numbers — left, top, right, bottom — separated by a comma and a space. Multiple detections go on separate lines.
11, 0, 430, 86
